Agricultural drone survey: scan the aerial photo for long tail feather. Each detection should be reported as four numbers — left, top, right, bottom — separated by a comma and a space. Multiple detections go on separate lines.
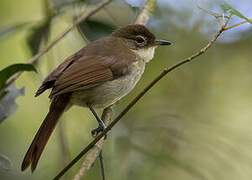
21, 93, 71, 172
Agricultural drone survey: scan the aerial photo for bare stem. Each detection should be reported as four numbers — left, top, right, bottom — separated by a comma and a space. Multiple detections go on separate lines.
224, 19, 252, 30
222, 13, 225, 25
197, 5, 229, 19
98, 151, 105, 180
135, 0, 157, 25
53, 24, 227, 180
73, 106, 113, 180
224, 14, 232, 27
217, 18, 222, 30
0, 0, 112, 96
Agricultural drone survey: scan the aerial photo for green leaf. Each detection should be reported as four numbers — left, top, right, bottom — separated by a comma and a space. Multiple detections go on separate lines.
78, 20, 116, 41
0, 23, 29, 41
220, 2, 252, 24
27, 21, 51, 55
0, 64, 37, 88
220, 2, 232, 13
230, 9, 252, 24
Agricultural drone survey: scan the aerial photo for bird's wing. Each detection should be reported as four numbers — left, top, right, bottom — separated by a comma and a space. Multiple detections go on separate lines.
35, 50, 83, 97
35, 37, 137, 98
49, 55, 129, 98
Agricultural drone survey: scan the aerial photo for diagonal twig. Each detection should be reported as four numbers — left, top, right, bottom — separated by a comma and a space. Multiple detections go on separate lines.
53, 3, 252, 180
53, 1, 245, 179
73, 106, 113, 180
53, 27, 225, 179
135, 0, 157, 25
98, 151, 105, 180
0, 0, 113, 96
224, 19, 252, 30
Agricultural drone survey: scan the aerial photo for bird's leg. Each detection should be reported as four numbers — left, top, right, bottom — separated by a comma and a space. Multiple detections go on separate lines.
89, 106, 107, 136
89, 107, 107, 179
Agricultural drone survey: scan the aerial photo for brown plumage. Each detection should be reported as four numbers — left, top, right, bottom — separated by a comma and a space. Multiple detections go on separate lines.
21, 24, 170, 172
21, 93, 71, 172
35, 35, 137, 99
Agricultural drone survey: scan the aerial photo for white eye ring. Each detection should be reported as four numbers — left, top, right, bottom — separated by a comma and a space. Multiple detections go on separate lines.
136, 35, 145, 44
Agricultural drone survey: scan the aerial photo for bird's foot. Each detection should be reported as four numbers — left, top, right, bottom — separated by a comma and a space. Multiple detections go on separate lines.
91, 124, 107, 139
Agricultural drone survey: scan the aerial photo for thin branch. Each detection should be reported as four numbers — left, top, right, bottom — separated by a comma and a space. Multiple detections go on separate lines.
224, 19, 252, 30
197, 5, 230, 30
224, 14, 232, 27
222, 13, 225, 25
53, 0, 158, 179
0, 0, 112, 96
73, 106, 113, 180
197, 4, 252, 29
53, 28, 227, 180
58, 120, 71, 180
135, 0, 157, 25
52, 5, 235, 180
98, 151, 105, 180
197, 5, 229, 19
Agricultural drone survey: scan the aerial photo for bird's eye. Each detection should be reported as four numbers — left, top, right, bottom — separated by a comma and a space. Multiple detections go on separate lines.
136, 36, 145, 44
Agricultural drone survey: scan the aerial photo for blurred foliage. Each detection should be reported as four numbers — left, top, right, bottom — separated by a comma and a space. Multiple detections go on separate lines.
0, 63, 36, 122
0, 154, 12, 171
220, 2, 252, 23
26, 0, 53, 55
78, 20, 116, 41
0, 64, 36, 88
0, 0, 252, 180
27, 21, 51, 56
0, 23, 30, 41
0, 84, 25, 123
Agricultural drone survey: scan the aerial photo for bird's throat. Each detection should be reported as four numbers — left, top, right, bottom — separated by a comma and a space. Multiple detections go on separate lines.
132, 47, 157, 63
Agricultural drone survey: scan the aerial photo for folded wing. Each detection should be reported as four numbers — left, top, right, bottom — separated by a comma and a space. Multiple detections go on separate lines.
49, 55, 117, 98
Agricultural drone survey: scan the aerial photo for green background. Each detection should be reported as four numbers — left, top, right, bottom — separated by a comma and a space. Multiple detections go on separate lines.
0, 0, 252, 179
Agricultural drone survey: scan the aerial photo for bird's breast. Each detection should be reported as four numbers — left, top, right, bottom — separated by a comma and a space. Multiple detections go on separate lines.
71, 60, 145, 108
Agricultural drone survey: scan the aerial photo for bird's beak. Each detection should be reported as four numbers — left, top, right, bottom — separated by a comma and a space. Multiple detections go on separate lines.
155, 39, 171, 46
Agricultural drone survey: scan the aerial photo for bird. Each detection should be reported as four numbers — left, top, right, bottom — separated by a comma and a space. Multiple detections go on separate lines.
21, 24, 171, 172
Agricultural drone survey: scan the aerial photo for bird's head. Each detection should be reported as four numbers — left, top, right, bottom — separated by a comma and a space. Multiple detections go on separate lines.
111, 24, 171, 62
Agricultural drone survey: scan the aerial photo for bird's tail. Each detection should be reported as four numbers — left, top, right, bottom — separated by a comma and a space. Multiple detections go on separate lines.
21, 93, 70, 172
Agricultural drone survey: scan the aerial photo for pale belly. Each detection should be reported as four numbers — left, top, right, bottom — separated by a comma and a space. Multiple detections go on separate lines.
70, 60, 145, 108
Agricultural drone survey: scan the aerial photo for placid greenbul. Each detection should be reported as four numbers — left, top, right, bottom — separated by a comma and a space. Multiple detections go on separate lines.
21, 24, 171, 172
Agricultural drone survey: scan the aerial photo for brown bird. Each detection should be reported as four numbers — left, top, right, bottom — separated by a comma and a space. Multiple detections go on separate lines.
21, 24, 171, 172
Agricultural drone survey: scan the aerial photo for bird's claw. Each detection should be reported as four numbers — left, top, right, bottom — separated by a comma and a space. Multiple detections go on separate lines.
91, 124, 107, 139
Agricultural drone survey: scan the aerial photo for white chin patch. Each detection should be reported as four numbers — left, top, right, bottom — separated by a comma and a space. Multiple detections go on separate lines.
133, 47, 156, 63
